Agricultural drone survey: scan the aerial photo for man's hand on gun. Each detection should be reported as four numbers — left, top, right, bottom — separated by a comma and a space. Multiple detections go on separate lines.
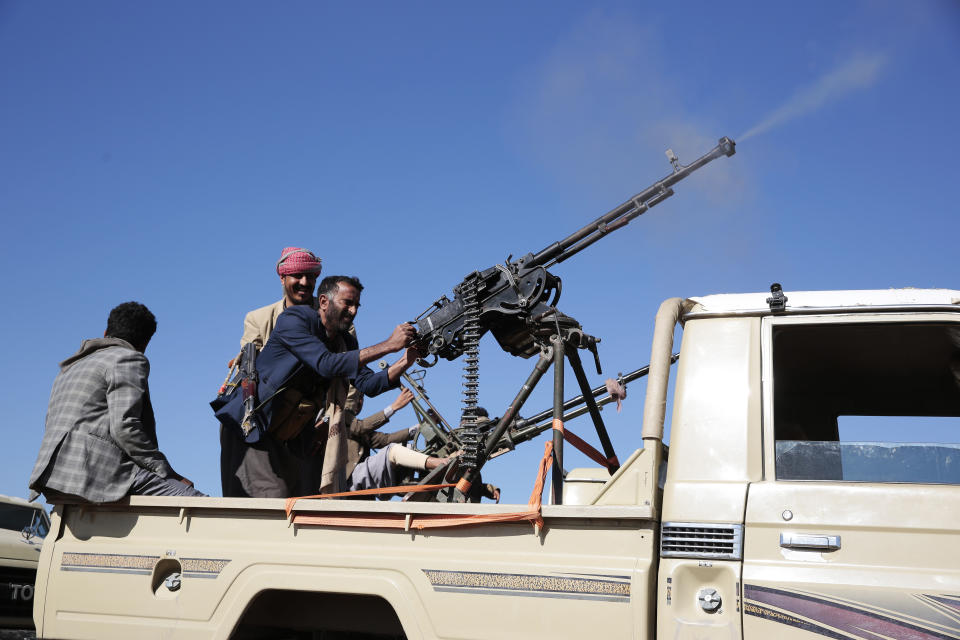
387, 323, 417, 352
400, 344, 426, 368
380, 323, 425, 383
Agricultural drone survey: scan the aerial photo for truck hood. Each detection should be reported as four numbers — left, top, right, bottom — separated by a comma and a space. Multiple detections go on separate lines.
0, 528, 42, 564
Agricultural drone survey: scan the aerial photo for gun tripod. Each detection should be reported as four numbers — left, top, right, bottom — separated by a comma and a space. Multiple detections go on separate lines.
432, 323, 621, 504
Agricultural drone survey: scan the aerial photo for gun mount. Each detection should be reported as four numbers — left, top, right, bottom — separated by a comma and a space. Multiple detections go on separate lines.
410, 137, 736, 502
409, 356, 677, 460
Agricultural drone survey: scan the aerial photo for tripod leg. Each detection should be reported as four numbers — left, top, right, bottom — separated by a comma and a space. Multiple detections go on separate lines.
551, 335, 565, 505
567, 349, 620, 474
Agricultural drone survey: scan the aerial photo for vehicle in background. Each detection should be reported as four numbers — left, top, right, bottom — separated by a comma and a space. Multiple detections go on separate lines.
0, 496, 49, 630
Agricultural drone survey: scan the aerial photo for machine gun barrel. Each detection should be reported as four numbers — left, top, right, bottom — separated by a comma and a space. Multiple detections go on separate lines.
529, 137, 735, 268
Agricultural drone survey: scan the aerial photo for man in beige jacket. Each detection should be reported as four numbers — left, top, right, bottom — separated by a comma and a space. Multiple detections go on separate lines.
240, 247, 323, 350
220, 247, 326, 496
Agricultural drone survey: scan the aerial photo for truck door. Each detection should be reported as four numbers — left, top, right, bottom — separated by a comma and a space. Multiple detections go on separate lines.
743, 314, 960, 640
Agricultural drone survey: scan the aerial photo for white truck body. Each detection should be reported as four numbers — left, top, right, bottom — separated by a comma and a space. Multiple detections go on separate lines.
33, 289, 960, 639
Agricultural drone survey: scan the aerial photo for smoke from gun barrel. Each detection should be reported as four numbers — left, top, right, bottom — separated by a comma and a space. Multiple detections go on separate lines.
738, 52, 886, 142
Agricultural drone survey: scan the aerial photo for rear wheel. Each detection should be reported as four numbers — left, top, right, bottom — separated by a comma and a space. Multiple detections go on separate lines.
230, 590, 406, 640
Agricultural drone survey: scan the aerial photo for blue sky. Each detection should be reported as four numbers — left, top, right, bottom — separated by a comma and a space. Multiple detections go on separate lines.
1, 1, 958, 504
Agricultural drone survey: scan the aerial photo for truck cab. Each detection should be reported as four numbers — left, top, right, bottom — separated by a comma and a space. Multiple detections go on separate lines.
657, 288, 960, 638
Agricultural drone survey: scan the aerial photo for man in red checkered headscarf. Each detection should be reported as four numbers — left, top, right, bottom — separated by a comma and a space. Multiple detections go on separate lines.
218, 247, 324, 497
239, 247, 323, 350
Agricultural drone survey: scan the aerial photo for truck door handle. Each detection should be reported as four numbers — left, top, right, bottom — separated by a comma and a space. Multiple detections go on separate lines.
779, 533, 841, 550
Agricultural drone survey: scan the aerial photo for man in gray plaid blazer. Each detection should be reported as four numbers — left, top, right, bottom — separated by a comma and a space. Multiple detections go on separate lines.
29, 302, 204, 503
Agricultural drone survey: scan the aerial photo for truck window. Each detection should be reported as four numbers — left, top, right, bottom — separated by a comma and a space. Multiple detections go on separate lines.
0, 503, 49, 538
771, 321, 960, 483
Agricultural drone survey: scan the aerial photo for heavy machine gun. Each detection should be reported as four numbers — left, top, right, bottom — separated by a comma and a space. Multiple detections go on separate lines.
411, 137, 735, 502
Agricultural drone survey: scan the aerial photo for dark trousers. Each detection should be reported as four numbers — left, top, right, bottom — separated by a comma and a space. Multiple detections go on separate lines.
130, 467, 207, 497
42, 467, 206, 503
220, 425, 304, 498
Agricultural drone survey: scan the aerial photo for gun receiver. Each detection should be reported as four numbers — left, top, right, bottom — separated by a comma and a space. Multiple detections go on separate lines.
413, 137, 735, 362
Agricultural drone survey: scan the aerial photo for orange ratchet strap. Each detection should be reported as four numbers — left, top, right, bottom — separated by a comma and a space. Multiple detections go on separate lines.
284, 483, 455, 518
561, 427, 619, 468
284, 441, 553, 531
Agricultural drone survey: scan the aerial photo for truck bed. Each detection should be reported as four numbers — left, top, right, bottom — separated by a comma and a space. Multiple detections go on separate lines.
35, 494, 657, 639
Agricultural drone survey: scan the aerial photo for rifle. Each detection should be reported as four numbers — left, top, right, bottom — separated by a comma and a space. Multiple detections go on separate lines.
410, 137, 735, 500
238, 341, 262, 439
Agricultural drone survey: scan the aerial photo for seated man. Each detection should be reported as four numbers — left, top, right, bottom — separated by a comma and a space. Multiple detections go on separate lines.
348, 441, 453, 493
216, 275, 422, 497
29, 302, 204, 503
346, 388, 454, 492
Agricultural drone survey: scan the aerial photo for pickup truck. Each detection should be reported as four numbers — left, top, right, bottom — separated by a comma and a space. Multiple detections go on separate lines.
32, 288, 960, 639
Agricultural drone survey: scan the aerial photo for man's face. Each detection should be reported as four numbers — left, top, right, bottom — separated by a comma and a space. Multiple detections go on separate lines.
282, 272, 317, 306
320, 282, 361, 333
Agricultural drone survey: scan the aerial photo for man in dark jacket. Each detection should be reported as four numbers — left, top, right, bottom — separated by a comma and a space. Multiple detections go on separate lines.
217, 276, 422, 497
29, 302, 204, 503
